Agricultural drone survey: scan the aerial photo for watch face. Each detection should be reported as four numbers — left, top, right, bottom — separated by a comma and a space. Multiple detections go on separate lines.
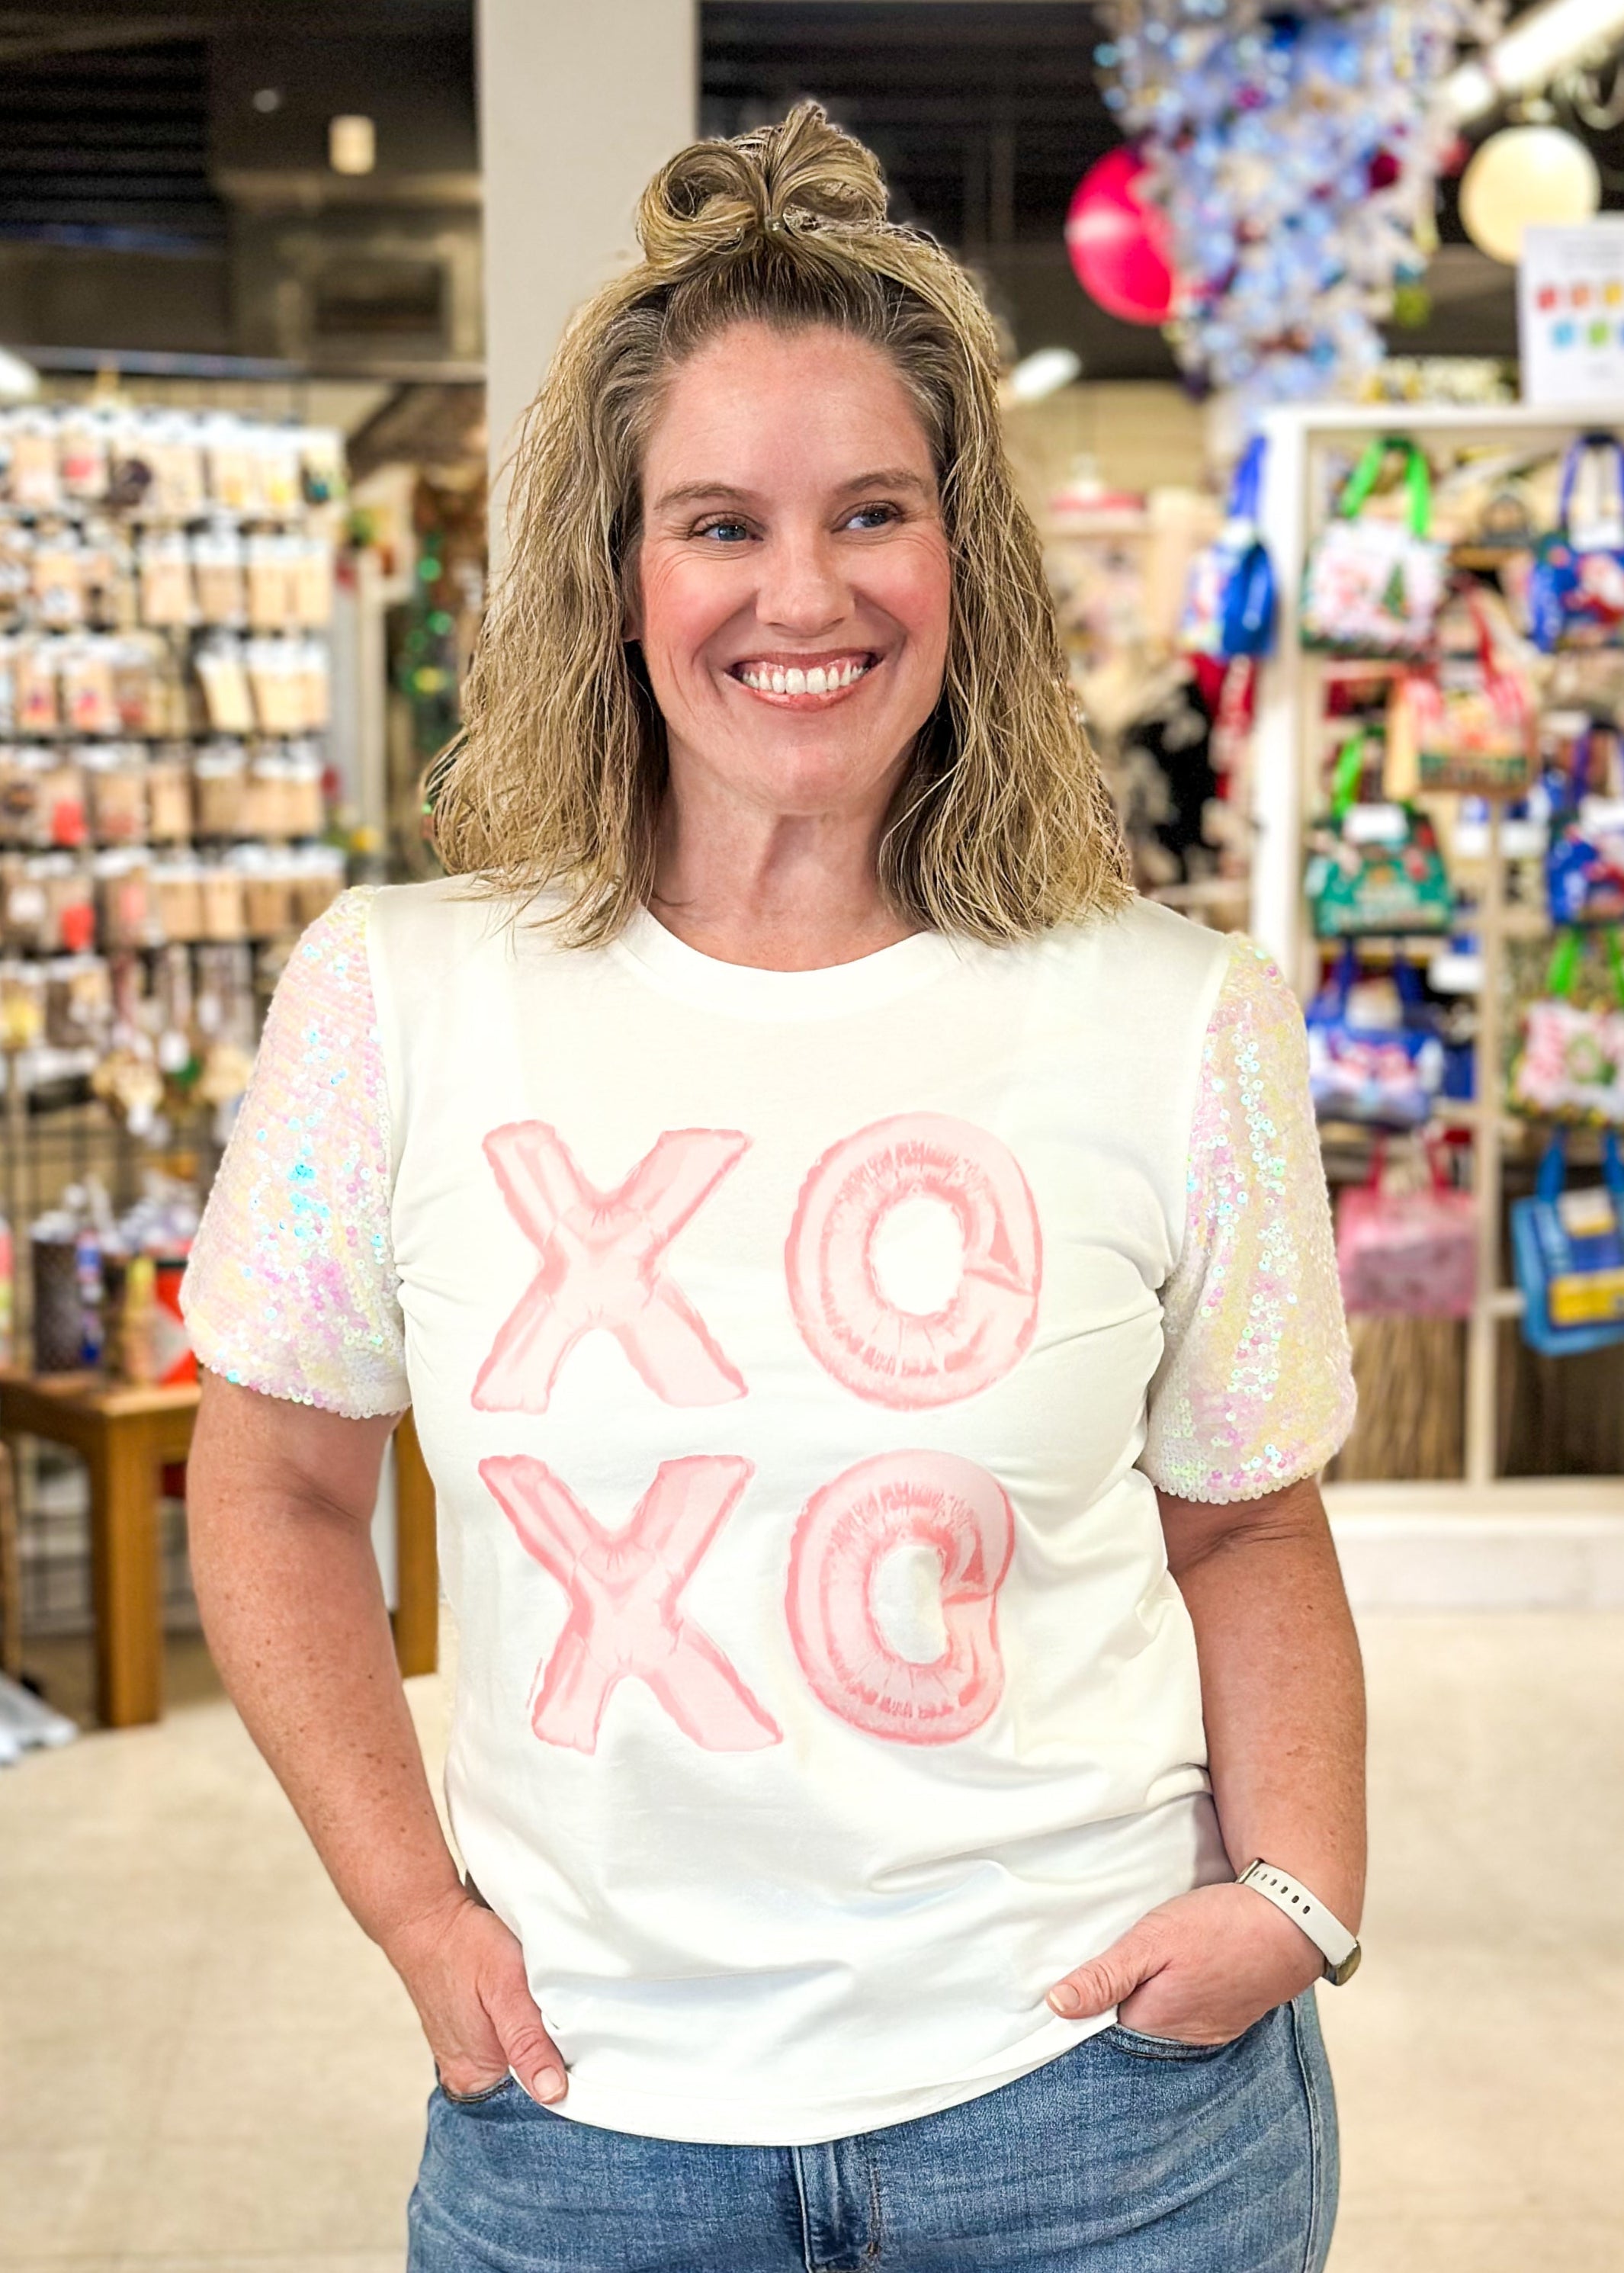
1327, 1944, 1363, 1989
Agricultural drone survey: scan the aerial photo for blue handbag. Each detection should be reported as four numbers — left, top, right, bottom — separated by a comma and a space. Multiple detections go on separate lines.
1179, 435, 1276, 661
1510, 1131, 1624, 1356
1526, 434, 1624, 654
1305, 945, 1446, 1128
1545, 728, 1624, 927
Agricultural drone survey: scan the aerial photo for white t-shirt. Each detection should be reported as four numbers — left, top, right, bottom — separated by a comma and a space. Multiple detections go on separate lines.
183, 880, 1353, 2146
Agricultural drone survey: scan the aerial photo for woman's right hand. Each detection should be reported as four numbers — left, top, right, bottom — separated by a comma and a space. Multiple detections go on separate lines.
386, 1889, 568, 2106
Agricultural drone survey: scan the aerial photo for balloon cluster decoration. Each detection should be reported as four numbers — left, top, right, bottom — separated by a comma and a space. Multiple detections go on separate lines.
1088, 0, 1497, 408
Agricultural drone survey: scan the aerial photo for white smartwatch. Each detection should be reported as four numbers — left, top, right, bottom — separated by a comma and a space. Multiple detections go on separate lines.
1237, 1860, 1362, 1986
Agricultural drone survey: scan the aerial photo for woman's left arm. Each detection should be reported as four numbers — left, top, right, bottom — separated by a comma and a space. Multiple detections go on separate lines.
1048, 1474, 1366, 2041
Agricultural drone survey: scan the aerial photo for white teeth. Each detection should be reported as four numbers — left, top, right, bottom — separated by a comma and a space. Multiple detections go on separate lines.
737, 658, 871, 694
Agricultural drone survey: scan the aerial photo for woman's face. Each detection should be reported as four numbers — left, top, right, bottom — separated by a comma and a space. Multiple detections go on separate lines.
630, 322, 952, 823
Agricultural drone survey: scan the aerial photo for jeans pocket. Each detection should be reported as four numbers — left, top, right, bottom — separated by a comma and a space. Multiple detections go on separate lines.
437, 2070, 518, 2108
1103, 2021, 1247, 2063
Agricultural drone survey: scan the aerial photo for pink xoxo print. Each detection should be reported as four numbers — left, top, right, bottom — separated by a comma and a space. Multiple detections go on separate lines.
480, 1451, 781, 1755
786, 1113, 1042, 1408
787, 1450, 1016, 1744
475, 1113, 1043, 1751
473, 1124, 749, 1414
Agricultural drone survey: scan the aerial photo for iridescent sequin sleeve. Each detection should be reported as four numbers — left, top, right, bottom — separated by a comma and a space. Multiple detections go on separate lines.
181, 886, 409, 1417
1142, 937, 1355, 1501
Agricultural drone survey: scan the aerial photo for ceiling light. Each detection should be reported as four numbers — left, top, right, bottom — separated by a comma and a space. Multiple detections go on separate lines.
1444, 0, 1624, 122
0, 348, 40, 401
1005, 348, 1083, 404
329, 114, 377, 177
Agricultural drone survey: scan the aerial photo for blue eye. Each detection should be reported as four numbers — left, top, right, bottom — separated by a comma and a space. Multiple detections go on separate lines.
846, 503, 897, 531
696, 518, 751, 544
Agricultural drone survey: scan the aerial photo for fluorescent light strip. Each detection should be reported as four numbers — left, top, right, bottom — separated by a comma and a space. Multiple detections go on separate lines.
1445, 0, 1624, 122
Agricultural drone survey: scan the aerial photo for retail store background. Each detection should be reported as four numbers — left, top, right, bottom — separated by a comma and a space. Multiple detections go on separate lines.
1, 2, 1621, 2269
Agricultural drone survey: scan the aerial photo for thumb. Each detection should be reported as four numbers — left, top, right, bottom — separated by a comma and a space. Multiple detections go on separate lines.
1048, 1924, 1161, 2020
483, 1955, 570, 2106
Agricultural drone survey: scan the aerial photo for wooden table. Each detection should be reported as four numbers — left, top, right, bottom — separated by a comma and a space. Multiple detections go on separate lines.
0, 1369, 438, 1727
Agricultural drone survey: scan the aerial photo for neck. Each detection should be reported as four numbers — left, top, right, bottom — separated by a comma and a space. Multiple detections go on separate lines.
649, 772, 920, 974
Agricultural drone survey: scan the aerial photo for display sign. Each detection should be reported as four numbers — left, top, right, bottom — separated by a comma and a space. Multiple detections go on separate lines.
1519, 220, 1624, 406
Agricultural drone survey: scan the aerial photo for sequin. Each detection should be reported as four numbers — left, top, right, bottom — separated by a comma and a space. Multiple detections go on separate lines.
1143, 938, 1356, 1501
181, 887, 409, 1417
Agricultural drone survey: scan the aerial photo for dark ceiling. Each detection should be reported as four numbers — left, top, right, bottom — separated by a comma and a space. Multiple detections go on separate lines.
704, 2, 1115, 249
0, 0, 1614, 376
0, 34, 223, 253
701, 2, 1179, 374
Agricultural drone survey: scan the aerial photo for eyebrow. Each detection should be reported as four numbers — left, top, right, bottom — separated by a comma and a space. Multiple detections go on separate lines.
652, 465, 936, 514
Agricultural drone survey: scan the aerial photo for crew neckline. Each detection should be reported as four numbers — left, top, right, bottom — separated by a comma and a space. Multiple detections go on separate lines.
610, 906, 967, 1022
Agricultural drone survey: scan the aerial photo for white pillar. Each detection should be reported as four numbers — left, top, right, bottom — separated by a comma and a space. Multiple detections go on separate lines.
477, 0, 698, 486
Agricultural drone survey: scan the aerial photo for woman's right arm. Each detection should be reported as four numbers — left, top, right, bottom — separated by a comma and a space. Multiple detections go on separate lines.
186, 1370, 569, 2108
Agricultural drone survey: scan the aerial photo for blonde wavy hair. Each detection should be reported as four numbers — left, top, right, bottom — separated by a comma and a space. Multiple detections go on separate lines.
432, 101, 1131, 944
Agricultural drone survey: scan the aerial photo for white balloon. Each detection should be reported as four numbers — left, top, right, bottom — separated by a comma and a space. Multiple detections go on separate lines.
1460, 125, 1601, 266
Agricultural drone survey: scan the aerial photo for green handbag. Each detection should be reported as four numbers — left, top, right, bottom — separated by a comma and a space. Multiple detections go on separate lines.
1301, 436, 1448, 659
1305, 734, 1453, 938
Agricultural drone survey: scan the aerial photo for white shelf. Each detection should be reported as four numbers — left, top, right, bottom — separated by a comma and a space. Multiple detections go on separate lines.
1248, 399, 1624, 1504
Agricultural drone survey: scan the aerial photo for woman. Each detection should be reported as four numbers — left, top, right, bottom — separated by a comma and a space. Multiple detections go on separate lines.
185, 104, 1363, 2273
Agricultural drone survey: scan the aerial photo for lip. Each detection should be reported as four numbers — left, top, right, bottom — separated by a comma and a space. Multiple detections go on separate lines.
724, 650, 882, 709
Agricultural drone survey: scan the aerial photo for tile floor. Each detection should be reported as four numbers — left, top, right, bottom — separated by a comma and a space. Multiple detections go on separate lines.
1, 1611, 1619, 2272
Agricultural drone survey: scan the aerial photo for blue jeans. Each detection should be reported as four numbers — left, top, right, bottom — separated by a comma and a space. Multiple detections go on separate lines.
407, 1992, 1337, 2271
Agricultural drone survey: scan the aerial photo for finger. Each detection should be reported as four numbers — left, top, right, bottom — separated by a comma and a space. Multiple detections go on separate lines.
425, 1998, 512, 2101
1048, 1924, 1163, 2019
484, 1963, 569, 2105
436, 2057, 513, 2100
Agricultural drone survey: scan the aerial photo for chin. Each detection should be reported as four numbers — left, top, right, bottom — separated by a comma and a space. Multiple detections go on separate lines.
750, 740, 900, 809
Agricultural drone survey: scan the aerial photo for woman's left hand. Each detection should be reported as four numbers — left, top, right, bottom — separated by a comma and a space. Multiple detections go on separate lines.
1047, 1882, 1325, 2046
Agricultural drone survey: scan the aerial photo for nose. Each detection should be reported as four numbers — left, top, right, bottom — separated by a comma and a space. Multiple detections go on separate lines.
755, 525, 848, 637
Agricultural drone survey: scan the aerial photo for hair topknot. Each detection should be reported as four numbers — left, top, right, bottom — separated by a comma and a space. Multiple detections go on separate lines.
637, 101, 891, 271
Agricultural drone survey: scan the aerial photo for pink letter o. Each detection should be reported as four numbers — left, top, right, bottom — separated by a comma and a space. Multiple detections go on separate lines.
785, 1450, 1015, 1744
785, 1113, 1041, 1408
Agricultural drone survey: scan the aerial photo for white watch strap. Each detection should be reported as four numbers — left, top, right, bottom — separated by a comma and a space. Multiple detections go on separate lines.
1237, 1860, 1362, 1986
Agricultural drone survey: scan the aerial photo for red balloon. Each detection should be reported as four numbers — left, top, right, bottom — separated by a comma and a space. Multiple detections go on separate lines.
1065, 148, 1175, 326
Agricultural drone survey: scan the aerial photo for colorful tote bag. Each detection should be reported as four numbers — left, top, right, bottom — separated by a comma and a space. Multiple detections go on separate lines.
1545, 734, 1624, 926
1336, 1134, 1477, 1318
1301, 437, 1446, 660
1180, 435, 1276, 661
1509, 928, 1624, 1125
1306, 948, 1446, 1128
1526, 433, 1624, 654
1390, 591, 1536, 797
1511, 1132, 1624, 1355
1305, 788, 1453, 939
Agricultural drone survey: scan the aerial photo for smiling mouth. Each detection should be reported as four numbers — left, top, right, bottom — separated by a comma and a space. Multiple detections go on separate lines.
727, 652, 879, 705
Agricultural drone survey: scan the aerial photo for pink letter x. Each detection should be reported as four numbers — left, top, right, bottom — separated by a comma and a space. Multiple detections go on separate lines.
480, 1453, 782, 1754
473, 1124, 749, 1413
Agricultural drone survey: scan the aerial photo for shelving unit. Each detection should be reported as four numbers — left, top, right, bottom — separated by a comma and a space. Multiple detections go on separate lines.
0, 406, 348, 1356
1250, 400, 1624, 1529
